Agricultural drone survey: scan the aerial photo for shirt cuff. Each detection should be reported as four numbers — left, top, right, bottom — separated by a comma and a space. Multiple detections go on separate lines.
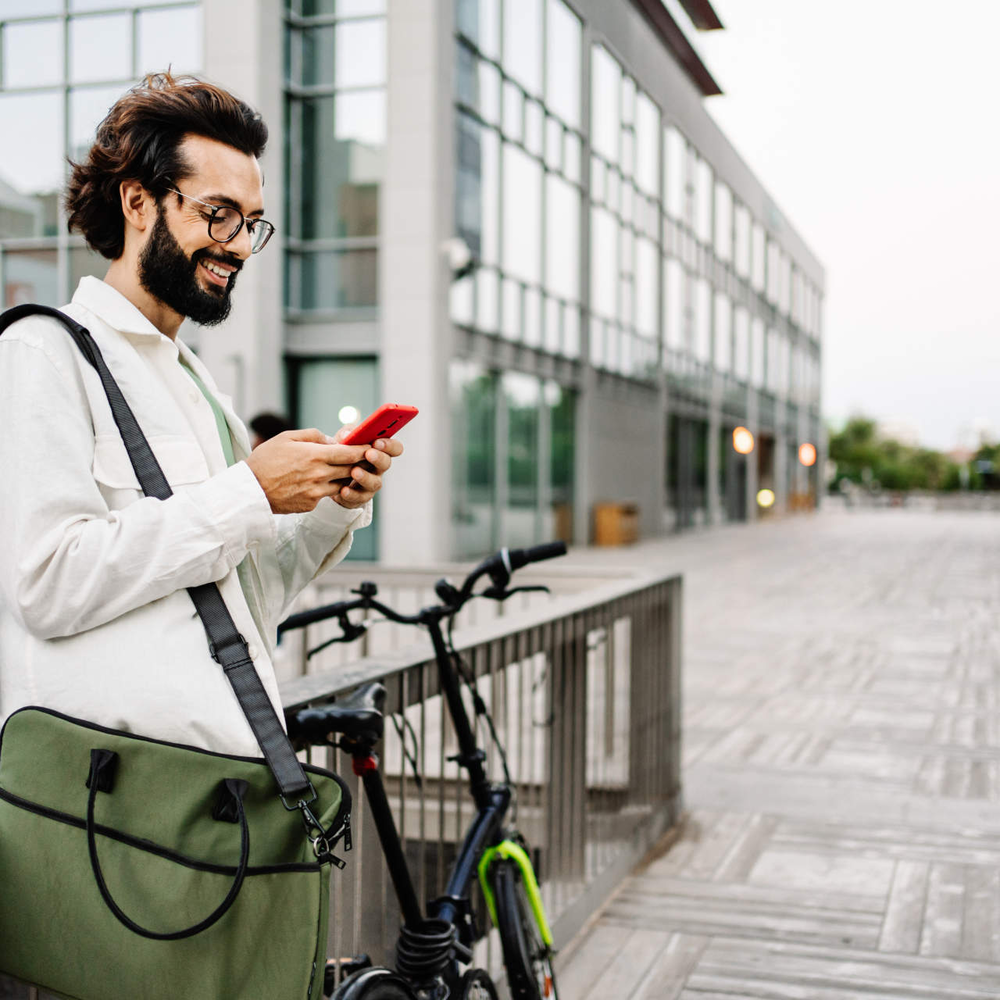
192, 461, 276, 566
303, 496, 373, 532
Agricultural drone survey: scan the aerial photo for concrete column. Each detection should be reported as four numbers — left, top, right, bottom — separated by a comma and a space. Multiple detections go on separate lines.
378, 0, 454, 564
706, 375, 722, 524
200, 0, 285, 419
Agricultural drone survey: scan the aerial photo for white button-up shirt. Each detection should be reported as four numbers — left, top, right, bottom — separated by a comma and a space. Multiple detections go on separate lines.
0, 277, 370, 754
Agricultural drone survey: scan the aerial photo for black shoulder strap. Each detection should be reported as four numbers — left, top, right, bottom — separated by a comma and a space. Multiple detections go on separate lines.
0, 304, 313, 803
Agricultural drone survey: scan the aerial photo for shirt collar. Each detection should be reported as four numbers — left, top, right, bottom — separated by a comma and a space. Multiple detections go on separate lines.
71, 276, 170, 341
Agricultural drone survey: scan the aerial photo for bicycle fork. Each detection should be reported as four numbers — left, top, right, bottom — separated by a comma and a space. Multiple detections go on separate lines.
477, 841, 554, 950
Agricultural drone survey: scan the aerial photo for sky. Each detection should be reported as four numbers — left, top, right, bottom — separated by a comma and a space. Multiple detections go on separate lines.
685, 0, 1000, 451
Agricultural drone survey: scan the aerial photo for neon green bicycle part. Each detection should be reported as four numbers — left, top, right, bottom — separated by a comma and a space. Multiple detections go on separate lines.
477, 840, 553, 947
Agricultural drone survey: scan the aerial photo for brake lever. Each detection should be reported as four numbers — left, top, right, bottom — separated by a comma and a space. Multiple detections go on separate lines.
480, 584, 551, 601
306, 618, 368, 660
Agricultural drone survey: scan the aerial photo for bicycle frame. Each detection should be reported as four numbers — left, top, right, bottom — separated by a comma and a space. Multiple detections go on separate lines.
345, 611, 513, 944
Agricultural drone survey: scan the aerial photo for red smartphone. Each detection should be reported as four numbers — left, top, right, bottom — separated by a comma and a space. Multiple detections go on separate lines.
339, 403, 419, 445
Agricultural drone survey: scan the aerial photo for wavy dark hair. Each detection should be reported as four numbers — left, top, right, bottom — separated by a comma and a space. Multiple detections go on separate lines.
66, 72, 268, 260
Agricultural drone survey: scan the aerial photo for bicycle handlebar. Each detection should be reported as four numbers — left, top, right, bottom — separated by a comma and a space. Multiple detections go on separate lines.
277, 541, 568, 638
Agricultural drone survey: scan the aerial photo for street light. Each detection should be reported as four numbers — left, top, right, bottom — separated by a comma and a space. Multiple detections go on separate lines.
756, 488, 775, 509
798, 442, 817, 467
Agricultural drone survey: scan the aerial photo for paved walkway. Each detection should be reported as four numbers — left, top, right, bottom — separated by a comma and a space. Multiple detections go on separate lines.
559, 508, 1000, 999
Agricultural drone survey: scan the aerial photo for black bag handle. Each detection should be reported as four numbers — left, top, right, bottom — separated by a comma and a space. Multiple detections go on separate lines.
86, 750, 250, 940
0, 305, 313, 803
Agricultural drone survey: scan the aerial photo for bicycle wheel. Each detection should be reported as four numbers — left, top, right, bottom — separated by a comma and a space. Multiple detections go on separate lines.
492, 859, 559, 1000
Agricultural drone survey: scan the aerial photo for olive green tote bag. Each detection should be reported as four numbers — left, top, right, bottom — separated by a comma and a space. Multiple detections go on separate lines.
0, 306, 352, 1000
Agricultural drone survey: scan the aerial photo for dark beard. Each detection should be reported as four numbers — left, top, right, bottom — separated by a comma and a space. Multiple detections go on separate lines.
138, 209, 241, 327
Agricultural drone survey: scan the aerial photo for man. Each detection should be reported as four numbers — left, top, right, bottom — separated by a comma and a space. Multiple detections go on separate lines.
0, 73, 401, 755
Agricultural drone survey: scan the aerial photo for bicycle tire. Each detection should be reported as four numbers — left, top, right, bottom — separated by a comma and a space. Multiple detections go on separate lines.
492, 859, 559, 1000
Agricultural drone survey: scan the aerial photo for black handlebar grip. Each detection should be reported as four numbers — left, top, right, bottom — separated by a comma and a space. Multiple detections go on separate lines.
509, 540, 568, 571
278, 600, 351, 635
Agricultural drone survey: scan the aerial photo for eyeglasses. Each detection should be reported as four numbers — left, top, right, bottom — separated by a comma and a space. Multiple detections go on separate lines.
167, 189, 275, 254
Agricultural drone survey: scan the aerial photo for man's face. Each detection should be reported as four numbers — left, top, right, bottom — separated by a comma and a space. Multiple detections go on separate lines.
137, 134, 264, 327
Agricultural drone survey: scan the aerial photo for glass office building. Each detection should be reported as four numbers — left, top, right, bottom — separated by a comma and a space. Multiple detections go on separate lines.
0, 0, 824, 563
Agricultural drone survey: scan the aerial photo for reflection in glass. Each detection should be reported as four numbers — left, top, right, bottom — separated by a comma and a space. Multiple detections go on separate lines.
504, 371, 539, 548
501, 143, 540, 285
4, 19, 62, 88
4, 248, 58, 308
296, 90, 383, 239
590, 45, 620, 163
544, 172, 579, 302
70, 14, 131, 83
0, 92, 63, 205
296, 356, 378, 559
503, 0, 540, 96
545, 0, 580, 128
287, 248, 377, 310
451, 361, 496, 559
137, 6, 201, 76
70, 85, 124, 164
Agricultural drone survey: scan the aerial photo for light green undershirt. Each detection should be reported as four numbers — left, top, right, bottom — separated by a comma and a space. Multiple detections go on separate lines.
180, 360, 266, 643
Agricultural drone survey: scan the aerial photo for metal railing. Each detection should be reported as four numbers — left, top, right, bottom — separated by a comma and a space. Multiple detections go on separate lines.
280, 568, 684, 989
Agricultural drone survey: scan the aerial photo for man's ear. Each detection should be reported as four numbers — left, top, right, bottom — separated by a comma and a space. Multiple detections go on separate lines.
118, 179, 155, 234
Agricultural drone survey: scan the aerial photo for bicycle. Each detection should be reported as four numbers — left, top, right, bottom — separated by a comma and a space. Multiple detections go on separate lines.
280, 542, 568, 1000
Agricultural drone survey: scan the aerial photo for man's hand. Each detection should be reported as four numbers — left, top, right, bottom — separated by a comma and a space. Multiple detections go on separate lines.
329, 425, 404, 510
244, 428, 372, 513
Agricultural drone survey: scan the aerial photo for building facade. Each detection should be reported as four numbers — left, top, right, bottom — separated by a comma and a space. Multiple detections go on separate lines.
0, 0, 824, 564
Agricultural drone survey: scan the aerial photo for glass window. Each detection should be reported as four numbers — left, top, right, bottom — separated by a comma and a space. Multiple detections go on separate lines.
451, 361, 497, 558
751, 223, 765, 291
694, 157, 712, 244
524, 98, 543, 157
544, 172, 579, 301
501, 143, 541, 285
479, 126, 499, 266
478, 58, 501, 126
137, 6, 201, 76
734, 204, 750, 277
634, 91, 659, 198
766, 239, 780, 303
545, 380, 574, 544
503, 371, 540, 548
733, 307, 749, 382
714, 181, 732, 262
545, 0, 580, 129
0, 91, 63, 201
590, 45, 620, 164
635, 235, 657, 339
294, 90, 384, 239
664, 126, 685, 220
503, 0, 541, 96
714, 293, 730, 372
750, 317, 765, 388
71, 0, 174, 9
766, 327, 780, 394
334, 18, 385, 88
70, 14, 132, 84
544, 115, 562, 171
287, 248, 377, 310
4, 247, 58, 308
296, 356, 378, 558
502, 79, 522, 142
589, 205, 616, 319
663, 257, 683, 350
694, 277, 711, 362
475, 266, 499, 332
3, 0, 62, 15
455, 112, 483, 259
3, 19, 62, 89
70, 85, 124, 164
